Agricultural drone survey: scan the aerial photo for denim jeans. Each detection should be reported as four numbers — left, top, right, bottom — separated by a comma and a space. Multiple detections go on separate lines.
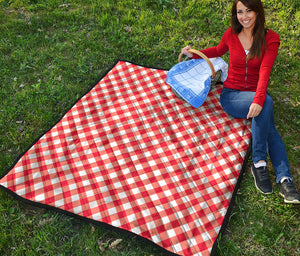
220, 87, 292, 183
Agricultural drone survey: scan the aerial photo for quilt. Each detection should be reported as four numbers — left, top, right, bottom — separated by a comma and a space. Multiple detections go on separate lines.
0, 61, 252, 256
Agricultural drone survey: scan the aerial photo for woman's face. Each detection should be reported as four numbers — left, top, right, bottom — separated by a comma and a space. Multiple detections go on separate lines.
236, 1, 257, 30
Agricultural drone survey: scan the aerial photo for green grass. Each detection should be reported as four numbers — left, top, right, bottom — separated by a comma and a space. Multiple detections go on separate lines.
0, 0, 299, 255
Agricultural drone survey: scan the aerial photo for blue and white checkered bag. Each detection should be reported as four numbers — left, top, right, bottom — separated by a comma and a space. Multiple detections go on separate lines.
166, 57, 228, 108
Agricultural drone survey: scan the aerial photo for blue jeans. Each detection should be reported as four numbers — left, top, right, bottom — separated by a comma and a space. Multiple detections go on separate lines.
220, 87, 292, 183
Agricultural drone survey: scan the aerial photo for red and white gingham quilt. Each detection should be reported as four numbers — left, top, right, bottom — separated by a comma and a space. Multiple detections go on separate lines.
0, 61, 251, 256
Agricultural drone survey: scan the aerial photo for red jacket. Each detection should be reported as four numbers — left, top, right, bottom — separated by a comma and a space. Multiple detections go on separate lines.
192, 27, 280, 107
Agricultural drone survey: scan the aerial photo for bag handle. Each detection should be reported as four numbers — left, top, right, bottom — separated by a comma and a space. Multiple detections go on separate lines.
178, 49, 216, 78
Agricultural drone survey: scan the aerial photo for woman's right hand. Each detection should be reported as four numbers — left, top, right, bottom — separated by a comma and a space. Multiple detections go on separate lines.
181, 45, 193, 58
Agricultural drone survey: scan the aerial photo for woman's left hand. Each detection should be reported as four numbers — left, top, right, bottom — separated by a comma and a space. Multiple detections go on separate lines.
247, 103, 262, 119
181, 45, 193, 58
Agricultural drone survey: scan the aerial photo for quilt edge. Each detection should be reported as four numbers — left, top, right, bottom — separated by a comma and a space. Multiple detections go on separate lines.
1, 60, 117, 181
210, 140, 252, 256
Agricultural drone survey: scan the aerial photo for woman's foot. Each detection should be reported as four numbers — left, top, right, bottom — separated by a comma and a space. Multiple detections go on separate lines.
251, 165, 273, 194
279, 180, 300, 204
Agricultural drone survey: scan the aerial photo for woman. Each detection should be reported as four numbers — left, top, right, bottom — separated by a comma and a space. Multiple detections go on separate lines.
181, 0, 300, 204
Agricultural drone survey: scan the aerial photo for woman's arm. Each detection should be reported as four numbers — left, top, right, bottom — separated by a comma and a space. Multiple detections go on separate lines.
247, 31, 280, 118
252, 40, 280, 107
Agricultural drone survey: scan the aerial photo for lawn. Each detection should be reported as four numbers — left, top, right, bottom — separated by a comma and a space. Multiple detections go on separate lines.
0, 0, 299, 255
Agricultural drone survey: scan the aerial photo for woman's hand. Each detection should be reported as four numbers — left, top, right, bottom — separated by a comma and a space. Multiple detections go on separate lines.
181, 45, 193, 58
247, 103, 262, 119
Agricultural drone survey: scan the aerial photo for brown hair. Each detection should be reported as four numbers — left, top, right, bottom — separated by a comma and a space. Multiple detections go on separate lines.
231, 0, 266, 59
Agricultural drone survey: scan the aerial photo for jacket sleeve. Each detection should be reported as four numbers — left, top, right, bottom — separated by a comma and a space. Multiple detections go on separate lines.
192, 28, 230, 59
253, 32, 280, 106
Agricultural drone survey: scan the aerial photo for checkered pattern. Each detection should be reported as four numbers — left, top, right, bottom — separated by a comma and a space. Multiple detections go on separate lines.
0, 61, 251, 256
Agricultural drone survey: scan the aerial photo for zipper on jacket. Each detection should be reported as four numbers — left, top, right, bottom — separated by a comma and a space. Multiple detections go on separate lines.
245, 58, 248, 88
